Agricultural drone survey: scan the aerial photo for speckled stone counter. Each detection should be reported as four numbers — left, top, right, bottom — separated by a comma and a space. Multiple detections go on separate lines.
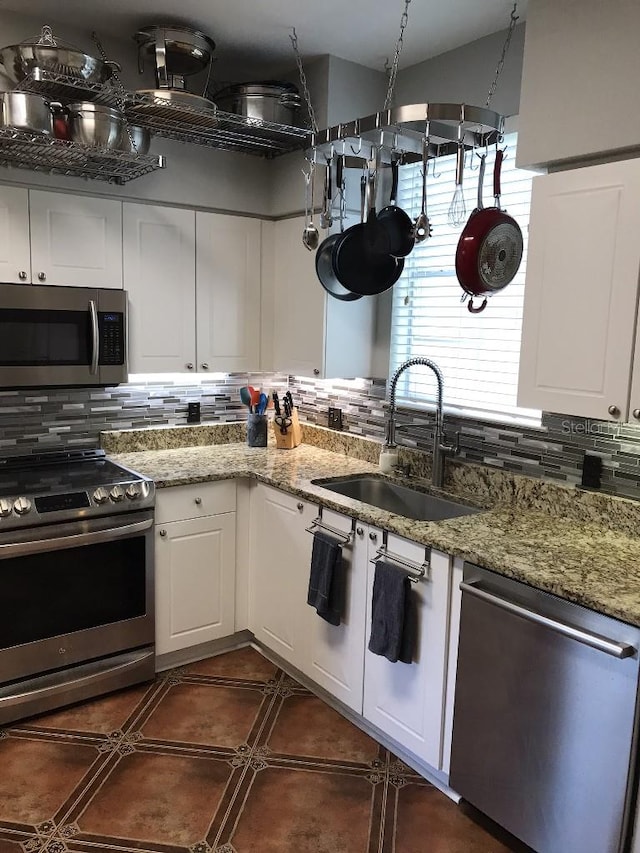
111, 439, 640, 628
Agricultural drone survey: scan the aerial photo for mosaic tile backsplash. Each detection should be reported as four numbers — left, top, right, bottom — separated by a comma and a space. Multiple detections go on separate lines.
1, 372, 640, 501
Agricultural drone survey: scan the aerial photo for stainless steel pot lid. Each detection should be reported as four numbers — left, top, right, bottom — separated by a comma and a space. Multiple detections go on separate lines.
135, 89, 217, 113
67, 102, 124, 120
134, 25, 216, 76
216, 81, 300, 99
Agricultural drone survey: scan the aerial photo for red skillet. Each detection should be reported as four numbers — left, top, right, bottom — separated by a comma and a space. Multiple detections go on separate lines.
455, 149, 523, 314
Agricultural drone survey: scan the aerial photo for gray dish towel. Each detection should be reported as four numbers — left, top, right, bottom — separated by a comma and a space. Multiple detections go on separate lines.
307, 531, 344, 626
368, 560, 417, 664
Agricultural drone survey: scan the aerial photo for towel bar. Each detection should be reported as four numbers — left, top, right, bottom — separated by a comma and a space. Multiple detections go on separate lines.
305, 517, 354, 545
370, 545, 430, 583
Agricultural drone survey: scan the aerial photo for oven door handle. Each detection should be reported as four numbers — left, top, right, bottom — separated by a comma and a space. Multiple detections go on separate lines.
89, 299, 99, 376
0, 517, 153, 559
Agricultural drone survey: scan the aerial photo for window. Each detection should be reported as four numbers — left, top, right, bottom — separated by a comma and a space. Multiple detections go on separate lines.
390, 132, 540, 425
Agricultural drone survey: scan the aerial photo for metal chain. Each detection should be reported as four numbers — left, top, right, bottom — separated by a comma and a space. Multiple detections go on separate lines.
383, 0, 412, 110
289, 28, 318, 134
485, 3, 519, 107
91, 31, 137, 153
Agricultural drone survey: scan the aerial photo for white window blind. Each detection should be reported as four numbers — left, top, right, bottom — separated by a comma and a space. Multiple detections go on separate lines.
391, 132, 540, 425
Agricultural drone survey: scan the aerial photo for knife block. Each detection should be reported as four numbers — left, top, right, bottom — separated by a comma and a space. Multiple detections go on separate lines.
273, 407, 302, 450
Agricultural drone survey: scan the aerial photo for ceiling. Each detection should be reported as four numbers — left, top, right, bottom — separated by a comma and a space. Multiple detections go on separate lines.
0, 0, 527, 73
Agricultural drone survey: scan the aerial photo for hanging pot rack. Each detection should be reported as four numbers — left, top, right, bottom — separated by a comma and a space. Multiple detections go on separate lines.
308, 102, 505, 165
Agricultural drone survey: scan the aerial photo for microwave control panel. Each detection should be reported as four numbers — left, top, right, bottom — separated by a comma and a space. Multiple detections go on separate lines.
98, 313, 125, 365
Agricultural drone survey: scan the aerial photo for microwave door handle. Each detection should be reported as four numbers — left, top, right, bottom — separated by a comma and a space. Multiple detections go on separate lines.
89, 299, 99, 376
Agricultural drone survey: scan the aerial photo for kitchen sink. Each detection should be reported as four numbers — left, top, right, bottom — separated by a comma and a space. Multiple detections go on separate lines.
310, 475, 481, 521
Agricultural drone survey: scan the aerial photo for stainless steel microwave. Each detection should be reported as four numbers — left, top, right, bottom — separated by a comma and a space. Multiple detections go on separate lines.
0, 283, 127, 387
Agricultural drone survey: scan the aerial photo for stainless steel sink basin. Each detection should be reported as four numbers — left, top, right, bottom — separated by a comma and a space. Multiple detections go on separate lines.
310, 475, 481, 521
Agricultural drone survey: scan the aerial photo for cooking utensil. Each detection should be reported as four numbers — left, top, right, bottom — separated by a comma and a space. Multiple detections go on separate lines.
414, 135, 432, 242
373, 156, 415, 257
250, 386, 261, 412
214, 81, 303, 126
331, 165, 404, 297
67, 102, 125, 149
315, 172, 364, 302
0, 26, 120, 85
320, 157, 333, 230
272, 391, 281, 416
285, 391, 294, 412
133, 89, 219, 130
257, 392, 268, 415
455, 148, 524, 314
336, 154, 346, 231
240, 386, 252, 410
448, 133, 467, 226
302, 165, 320, 251
275, 414, 291, 435
134, 25, 216, 90
0, 92, 60, 136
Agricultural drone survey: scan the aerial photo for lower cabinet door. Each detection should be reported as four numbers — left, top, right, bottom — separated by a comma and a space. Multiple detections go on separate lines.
363, 537, 452, 769
249, 485, 313, 670
300, 509, 367, 714
155, 513, 236, 655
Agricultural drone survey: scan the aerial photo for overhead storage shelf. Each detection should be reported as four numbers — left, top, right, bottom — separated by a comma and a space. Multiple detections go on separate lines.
123, 91, 311, 158
311, 103, 505, 163
0, 127, 165, 184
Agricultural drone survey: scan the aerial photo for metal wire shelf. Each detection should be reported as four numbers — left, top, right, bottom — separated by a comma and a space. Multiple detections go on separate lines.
124, 91, 311, 157
17, 68, 124, 107
0, 128, 165, 184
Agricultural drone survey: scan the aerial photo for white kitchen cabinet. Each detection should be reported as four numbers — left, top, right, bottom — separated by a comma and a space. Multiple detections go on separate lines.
363, 533, 452, 770
518, 159, 640, 421
265, 215, 377, 379
196, 212, 261, 373
300, 509, 367, 714
0, 186, 30, 283
124, 203, 196, 374
155, 482, 236, 656
249, 484, 313, 670
29, 191, 123, 288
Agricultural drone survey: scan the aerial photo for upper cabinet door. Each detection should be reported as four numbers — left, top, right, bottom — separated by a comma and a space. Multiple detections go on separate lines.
124, 203, 196, 374
518, 160, 640, 421
196, 212, 261, 373
0, 186, 30, 284
29, 191, 123, 288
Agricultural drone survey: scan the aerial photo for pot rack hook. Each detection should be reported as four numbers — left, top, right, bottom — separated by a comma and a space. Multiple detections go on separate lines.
431, 147, 441, 180
350, 120, 362, 155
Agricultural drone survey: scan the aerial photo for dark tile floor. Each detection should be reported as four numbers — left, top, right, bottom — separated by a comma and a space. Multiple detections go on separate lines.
0, 647, 518, 852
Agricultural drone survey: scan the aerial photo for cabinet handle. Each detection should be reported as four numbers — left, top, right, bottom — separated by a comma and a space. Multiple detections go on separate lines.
159, 529, 167, 537
186, 363, 194, 370
297, 502, 304, 512
633, 409, 640, 421
194, 497, 202, 505
356, 527, 364, 537
313, 368, 320, 376
38, 271, 46, 282
18, 270, 27, 281
201, 363, 209, 370
608, 404, 621, 418
369, 532, 378, 543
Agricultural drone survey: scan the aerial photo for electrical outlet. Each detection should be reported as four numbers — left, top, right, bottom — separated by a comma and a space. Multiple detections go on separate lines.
328, 407, 343, 431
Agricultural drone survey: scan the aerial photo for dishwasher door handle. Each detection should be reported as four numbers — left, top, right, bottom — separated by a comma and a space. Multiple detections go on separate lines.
460, 580, 636, 659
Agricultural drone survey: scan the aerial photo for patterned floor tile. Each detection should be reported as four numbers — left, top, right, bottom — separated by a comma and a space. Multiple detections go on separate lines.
264, 693, 381, 765
0, 737, 98, 826
75, 751, 238, 848
226, 766, 377, 853
141, 683, 268, 749
184, 648, 278, 683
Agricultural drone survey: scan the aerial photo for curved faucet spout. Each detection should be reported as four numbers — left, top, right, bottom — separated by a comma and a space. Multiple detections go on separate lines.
385, 357, 450, 488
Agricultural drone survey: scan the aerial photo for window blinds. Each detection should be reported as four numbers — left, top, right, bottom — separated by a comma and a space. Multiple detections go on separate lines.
390, 132, 540, 424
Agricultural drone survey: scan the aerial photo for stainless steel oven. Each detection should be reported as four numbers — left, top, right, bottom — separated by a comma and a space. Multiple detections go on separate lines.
0, 450, 155, 725
0, 283, 127, 387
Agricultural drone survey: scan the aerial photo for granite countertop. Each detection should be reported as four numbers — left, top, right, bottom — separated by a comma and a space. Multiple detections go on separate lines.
113, 441, 640, 628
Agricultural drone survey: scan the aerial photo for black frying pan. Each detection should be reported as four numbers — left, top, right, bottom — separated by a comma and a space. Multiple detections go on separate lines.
315, 233, 363, 301
332, 168, 404, 296
371, 157, 415, 258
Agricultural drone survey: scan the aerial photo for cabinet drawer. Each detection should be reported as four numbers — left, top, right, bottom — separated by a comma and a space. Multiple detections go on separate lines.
155, 480, 236, 523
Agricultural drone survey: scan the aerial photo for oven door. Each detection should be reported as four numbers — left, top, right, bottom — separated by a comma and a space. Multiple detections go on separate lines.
0, 283, 127, 387
0, 510, 154, 686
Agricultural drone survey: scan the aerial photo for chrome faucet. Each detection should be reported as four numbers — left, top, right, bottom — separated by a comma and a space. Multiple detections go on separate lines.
384, 357, 459, 489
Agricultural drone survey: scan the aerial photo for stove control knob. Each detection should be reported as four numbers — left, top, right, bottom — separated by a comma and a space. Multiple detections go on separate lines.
93, 487, 109, 505
0, 498, 12, 517
13, 496, 32, 515
126, 483, 142, 500
109, 485, 125, 503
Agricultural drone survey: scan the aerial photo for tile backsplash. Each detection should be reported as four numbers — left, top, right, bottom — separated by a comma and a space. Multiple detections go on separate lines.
0, 372, 639, 501
289, 376, 640, 501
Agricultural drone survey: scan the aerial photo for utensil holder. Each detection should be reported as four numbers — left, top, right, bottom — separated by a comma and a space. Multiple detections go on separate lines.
273, 407, 302, 450
247, 413, 267, 447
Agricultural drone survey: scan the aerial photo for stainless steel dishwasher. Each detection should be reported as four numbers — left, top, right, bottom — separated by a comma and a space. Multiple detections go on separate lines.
450, 563, 640, 853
